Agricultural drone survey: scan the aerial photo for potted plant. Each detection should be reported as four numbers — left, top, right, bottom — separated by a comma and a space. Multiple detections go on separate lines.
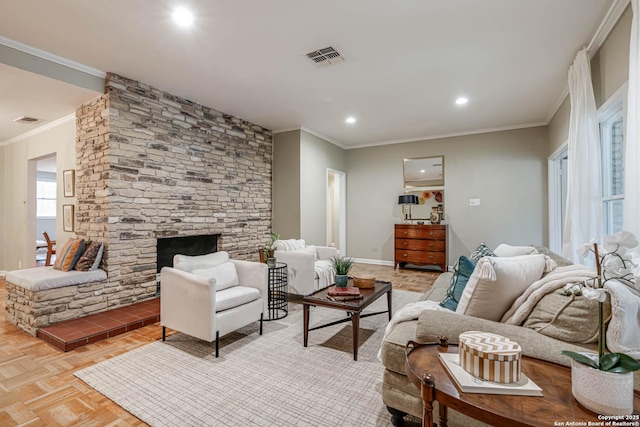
561, 231, 640, 415
331, 255, 354, 287
260, 232, 280, 267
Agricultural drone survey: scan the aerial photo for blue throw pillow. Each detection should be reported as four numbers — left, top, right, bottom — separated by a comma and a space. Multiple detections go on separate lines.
440, 256, 476, 311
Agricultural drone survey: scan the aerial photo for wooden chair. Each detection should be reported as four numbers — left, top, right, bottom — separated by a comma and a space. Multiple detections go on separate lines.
43, 231, 56, 266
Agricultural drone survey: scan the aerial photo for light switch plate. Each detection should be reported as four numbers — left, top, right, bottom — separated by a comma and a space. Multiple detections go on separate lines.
469, 198, 480, 206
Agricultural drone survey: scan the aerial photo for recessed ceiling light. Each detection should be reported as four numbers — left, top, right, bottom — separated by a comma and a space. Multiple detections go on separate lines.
173, 7, 194, 27
455, 97, 469, 105
345, 117, 356, 124
420, 169, 425, 173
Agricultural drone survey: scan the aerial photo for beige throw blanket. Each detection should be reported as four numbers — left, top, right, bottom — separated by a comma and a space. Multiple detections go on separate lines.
501, 265, 596, 325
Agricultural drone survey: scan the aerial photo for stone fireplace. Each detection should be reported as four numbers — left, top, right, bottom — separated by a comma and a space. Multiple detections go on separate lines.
156, 234, 220, 273
74, 73, 272, 311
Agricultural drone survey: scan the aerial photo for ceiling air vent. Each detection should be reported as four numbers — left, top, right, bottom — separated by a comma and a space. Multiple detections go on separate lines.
306, 46, 345, 67
13, 116, 44, 125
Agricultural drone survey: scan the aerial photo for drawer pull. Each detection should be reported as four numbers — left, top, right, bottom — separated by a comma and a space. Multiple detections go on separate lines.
403, 242, 408, 246
403, 253, 408, 257
429, 232, 434, 237
429, 244, 434, 248
429, 256, 434, 260
403, 231, 408, 235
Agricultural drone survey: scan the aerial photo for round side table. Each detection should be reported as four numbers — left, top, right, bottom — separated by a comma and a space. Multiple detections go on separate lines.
266, 262, 288, 320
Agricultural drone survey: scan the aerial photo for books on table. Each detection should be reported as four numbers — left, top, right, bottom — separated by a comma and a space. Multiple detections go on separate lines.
438, 353, 543, 396
327, 286, 360, 296
326, 286, 363, 301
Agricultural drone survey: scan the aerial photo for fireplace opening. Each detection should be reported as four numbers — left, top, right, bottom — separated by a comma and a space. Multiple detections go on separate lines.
156, 234, 220, 273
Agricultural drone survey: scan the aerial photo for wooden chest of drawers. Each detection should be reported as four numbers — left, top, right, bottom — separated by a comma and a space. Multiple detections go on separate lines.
394, 224, 447, 271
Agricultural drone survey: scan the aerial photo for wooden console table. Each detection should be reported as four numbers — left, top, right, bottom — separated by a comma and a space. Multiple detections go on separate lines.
405, 341, 640, 427
395, 224, 447, 271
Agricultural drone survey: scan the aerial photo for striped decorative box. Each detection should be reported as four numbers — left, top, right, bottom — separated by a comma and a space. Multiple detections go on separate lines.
459, 331, 522, 384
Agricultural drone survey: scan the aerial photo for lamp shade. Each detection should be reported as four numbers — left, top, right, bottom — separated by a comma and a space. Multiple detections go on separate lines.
398, 195, 419, 205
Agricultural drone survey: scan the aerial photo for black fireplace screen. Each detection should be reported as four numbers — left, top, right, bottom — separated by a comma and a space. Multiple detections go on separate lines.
156, 234, 220, 273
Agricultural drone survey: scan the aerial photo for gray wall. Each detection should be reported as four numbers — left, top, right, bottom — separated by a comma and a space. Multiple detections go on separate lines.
273, 130, 301, 239
548, 96, 571, 154
548, 4, 632, 155
300, 131, 347, 245
591, 5, 632, 109
347, 127, 549, 264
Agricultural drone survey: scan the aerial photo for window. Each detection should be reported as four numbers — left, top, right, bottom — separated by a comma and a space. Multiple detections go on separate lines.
37, 177, 57, 218
600, 109, 624, 234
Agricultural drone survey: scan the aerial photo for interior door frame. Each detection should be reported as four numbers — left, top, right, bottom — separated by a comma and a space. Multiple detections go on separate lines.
326, 168, 346, 256
548, 142, 568, 254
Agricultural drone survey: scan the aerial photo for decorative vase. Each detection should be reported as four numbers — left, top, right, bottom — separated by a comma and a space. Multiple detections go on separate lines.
335, 274, 349, 287
266, 258, 276, 267
570, 359, 634, 415
430, 211, 441, 225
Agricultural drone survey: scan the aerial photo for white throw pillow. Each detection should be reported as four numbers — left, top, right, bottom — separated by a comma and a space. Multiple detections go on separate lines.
456, 254, 547, 321
274, 239, 307, 252
192, 261, 239, 291
174, 251, 230, 273
605, 280, 640, 358
304, 245, 317, 259
493, 244, 539, 257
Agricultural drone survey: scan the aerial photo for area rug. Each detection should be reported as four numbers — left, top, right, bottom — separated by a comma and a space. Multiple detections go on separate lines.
75, 289, 423, 426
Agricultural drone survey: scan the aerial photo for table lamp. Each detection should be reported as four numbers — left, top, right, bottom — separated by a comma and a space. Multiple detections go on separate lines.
398, 195, 419, 223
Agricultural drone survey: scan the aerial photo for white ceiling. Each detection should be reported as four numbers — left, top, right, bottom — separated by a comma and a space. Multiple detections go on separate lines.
0, 0, 614, 148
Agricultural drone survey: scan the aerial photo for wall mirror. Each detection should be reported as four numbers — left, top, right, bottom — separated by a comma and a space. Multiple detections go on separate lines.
403, 156, 444, 188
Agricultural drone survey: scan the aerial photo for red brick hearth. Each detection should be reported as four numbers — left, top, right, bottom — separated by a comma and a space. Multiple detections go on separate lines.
37, 298, 160, 351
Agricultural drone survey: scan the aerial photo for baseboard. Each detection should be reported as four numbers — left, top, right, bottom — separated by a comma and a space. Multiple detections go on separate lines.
0, 270, 7, 277
353, 258, 395, 267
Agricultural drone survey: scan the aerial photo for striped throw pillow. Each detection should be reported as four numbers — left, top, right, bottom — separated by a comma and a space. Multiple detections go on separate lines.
53, 238, 85, 271
75, 241, 103, 271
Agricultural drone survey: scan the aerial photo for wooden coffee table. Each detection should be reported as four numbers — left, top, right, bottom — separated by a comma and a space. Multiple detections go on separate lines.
303, 280, 392, 361
405, 340, 640, 427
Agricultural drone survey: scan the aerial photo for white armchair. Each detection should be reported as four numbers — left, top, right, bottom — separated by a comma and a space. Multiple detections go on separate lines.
273, 239, 338, 295
160, 251, 267, 357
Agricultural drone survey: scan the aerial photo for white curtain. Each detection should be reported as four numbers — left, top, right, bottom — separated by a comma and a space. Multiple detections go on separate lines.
562, 48, 602, 264
624, 0, 639, 238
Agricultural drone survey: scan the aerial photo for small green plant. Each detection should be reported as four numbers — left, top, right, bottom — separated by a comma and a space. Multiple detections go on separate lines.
262, 232, 280, 260
331, 256, 354, 275
561, 350, 640, 374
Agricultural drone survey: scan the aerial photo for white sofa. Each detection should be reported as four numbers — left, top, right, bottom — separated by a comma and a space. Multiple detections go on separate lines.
160, 251, 267, 357
273, 239, 338, 295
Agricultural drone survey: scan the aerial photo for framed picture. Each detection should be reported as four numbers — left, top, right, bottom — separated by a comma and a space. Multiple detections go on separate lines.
63, 169, 75, 197
63, 204, 75, 232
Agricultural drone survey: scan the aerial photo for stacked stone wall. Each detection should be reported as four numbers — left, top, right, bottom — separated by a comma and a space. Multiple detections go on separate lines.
6, 280, 112, 337
73, 73, 273, 314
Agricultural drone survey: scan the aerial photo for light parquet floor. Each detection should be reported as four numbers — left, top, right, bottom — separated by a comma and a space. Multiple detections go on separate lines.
0, 264, 437, 426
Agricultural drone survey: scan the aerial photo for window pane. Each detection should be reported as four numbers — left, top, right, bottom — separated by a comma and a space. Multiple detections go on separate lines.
603, 199, 624, 234
37, 199, 57, 217
610, 118, 624, 196
37, 181, 57, 199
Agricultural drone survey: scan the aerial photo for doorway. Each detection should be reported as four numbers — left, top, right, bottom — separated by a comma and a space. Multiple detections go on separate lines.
33, 154, 57, 266
326, 169, 346, 255
548, 144, 568, 254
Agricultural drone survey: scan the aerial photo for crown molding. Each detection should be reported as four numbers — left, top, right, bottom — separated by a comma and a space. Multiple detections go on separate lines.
273, 126, 348, 149
299, 127, 347, 149
0, 35, 106, 78
545, 86, 570, 124
347, 121, 548, 150
587, 0, 631, 57
545, 0, 630, 125
272, 127, 302, 134
1, 113, 76, 146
